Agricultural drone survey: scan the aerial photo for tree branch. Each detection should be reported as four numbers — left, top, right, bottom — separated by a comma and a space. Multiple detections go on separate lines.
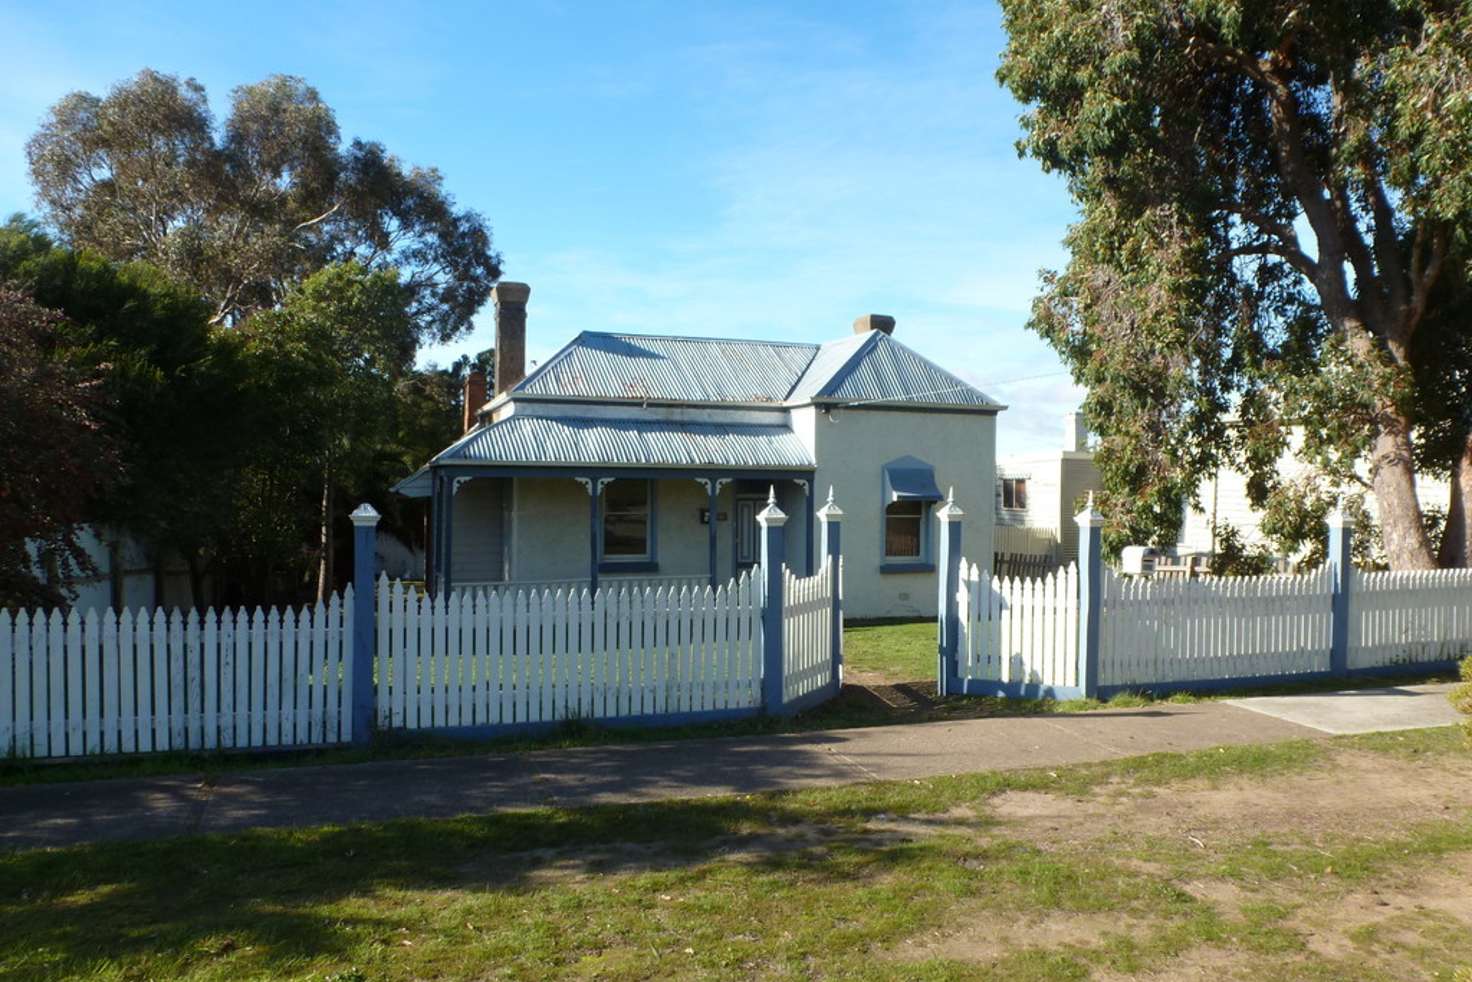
290, 201, 341, 234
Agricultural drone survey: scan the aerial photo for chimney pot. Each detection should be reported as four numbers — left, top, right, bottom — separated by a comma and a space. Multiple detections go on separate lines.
492, 282, 530, 396
852, 314, 896, 336
462, 368, 487, 434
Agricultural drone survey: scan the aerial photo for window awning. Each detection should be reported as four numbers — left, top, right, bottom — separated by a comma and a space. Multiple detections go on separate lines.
883, 457, 943, 503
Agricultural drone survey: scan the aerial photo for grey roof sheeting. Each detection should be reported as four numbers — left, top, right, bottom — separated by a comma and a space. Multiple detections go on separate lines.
435, 414, 815, 469
516, 332, 821, 403
514, 330, 1000, 409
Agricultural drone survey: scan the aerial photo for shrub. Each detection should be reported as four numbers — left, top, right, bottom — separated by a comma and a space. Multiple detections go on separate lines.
1452, 657, 1472, 745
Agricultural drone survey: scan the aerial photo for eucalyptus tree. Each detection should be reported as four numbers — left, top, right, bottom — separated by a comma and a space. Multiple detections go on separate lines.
999, 1, 1472, 567
27, 70, 501, 344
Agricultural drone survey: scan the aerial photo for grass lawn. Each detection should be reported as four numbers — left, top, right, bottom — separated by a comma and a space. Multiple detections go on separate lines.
4, 727, 1470, 980
842, 618, 936, 684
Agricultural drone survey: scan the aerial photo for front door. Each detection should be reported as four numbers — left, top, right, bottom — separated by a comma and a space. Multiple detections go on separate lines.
735, 496, 763, 567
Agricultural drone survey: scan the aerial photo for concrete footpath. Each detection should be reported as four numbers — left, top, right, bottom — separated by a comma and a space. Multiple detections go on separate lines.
3, 702, 1313, 852
1, 685, 1456, 852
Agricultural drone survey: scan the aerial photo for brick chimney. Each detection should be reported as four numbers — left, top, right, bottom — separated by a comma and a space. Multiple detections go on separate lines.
852, 314, 895, 336
462, 368, 487, 433
492, 282, 530, 396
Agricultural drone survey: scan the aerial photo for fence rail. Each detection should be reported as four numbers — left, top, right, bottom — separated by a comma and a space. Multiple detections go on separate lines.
0, 592, 354, 759
376, 573, 762, 731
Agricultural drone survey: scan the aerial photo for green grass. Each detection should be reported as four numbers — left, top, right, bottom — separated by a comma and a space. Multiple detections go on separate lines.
3, 732, 1468, 980
843, 618, 936, 682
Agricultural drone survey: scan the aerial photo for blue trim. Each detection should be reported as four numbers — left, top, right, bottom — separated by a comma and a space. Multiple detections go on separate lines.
1095, 660, 1463, 699
881, 562, 935, 574
936, 515, 962, 696
1328, 521, 1352, 677
392, 705, 765, 742
1077, 519, 1102, 698
760, 511, 786, 714
947, 676, 1087, 701
350, 517, 378, 745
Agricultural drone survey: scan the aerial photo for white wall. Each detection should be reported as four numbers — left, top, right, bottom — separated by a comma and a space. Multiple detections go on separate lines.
506, 476, 743, 583
810, 406, 996, 619
1179, 461, 1452, 558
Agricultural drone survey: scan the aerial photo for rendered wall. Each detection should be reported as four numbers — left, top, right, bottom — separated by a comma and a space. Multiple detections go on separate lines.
810, 406, 996, 619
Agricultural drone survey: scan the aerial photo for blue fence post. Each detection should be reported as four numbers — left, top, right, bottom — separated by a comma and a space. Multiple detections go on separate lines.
935, 488, 964, 696
816, 486, 844, 692
349, 503, 381, 745
1327, 506, 1353, 677
1075, 493, 1105, 699
758, 487, 788, 714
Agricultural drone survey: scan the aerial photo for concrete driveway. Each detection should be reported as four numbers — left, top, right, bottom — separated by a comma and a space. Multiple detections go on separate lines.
1226, 682, 1461, 735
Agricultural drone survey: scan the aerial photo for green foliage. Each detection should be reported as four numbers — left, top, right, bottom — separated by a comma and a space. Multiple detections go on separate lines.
1452, 657, 1472, 744
26, 69, 501, 343
0, 288, 119, 606
997, 0, 1472, 568
1208, 522, 1274, 576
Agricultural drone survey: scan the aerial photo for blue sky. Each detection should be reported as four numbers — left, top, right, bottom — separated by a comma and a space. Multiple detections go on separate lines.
0, 0, 1083, 456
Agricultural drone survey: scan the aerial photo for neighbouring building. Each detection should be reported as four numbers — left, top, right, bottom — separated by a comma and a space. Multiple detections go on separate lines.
993, 413, 1102, 572
393, 284, 1003, 618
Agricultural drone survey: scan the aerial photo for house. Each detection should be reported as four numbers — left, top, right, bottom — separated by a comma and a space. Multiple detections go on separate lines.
993, 413, 1102, 572
394, 283, 1003, 619
1178, 446, 1450, 564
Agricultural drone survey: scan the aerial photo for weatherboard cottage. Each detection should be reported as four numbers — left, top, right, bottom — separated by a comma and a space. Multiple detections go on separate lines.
395, 283, 1003, 618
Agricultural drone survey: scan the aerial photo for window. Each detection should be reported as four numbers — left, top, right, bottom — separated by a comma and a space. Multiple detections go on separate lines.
1002, 477, 1028, 511
884, 500, 926, 560
602, 480, 651, 560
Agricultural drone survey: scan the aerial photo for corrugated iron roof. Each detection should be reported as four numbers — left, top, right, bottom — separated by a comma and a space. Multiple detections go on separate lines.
435, 413, 814, 469
786, 333, 870, 401
516, 332, 821, 403
815, 332, 1001, 408
514, 329, 999, 409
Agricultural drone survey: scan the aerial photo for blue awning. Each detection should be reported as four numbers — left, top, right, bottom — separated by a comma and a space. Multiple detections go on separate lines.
883, 457, 943, 502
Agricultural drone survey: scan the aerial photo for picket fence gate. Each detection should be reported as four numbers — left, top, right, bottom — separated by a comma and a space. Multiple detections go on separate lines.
0, 592, 355, 759
956, 562, 1077, 688
782, 562, 839, 705
940, 502, 1472, 699
376, 571, 763, 731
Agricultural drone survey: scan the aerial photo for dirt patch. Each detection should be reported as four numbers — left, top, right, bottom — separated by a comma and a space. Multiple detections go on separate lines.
894, 912, 1143, 965
1293, 853, 1472, 960
988, 749, 1472, 852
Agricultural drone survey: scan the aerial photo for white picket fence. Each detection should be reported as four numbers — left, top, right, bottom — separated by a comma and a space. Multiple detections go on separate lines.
1099, 567, 1333, 686
0, 591, 355, 759
782, 561, 839, 703
1350, 567, 1472, 669
376, 571, 764, 729
956, 561, 1078, 688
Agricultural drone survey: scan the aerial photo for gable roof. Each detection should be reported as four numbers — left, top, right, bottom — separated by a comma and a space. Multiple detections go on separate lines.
511, 330, 1001, 410
515, 332, 820, 403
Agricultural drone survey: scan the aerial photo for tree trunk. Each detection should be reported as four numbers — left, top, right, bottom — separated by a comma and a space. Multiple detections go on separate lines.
316, 464, 335, 603
1437, 433, 1472, 568
1368, 419, 1437, 570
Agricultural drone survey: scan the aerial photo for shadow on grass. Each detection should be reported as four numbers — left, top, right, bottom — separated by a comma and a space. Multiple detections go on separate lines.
0, 737, 1336, 979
